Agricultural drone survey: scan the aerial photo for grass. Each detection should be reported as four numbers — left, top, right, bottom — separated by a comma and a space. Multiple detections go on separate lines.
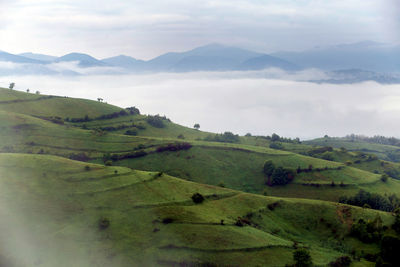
2, 87, 400, 266
0, 153, 394, 266
305, 137, 400, 162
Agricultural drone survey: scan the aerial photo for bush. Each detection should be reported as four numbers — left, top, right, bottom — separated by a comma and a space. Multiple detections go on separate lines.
191, 193, 205, 204
339, 189, 399, 212
269, 142, 284, 150
156, 143, 192, 153
99, 218, 110, 230
293, 249, 312, 267
69, 152, 90, 162
146, 115, 166, 128
263, 160, 275, 177
162, 218, 173, 224
124, 129, 137, 136
328, 256, 351, 267
381, 174, 389, 182
270, 167, 295, 186
84, 165, 91, 171
204, 132, 240, 143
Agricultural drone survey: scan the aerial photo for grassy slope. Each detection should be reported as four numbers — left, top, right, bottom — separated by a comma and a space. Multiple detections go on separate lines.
305, 137, 400, 162
0, 153, 393, 266
1, 88, 399, 203
0, 88, 123, 118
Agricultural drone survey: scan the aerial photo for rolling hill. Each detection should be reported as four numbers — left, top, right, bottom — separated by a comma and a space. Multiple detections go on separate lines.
1, 87, 400, 266
0, 153, 394, 266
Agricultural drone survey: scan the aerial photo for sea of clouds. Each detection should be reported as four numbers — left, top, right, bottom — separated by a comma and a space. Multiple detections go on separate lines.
1, 70, 399, 139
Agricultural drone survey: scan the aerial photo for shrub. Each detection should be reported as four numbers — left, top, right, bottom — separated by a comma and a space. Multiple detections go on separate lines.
124, 129, 137, 136
146, 115, 166, 128
99, 218, 110, 230
270, 167, 295, 186
328, 256, 351, 267
267, 201, 280, 211
162, 218, 173, 224
84, 165, 91, 171
69, 152, 90, 162
293, 249, 312, 267
126, 106, 140, 115
204, 132, 240, 143
269, 142, 284, 150
191, 193, 205, 204
381, 174, 388, 182
217, 181, 225, 188
263, 160, 275, 177
156, 143, 192, 153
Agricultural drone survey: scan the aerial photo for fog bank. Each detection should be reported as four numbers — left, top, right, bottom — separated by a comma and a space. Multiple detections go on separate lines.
1, 72, 399, 139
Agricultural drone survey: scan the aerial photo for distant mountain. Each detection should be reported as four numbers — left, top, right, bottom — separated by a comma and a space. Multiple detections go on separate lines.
146, 43, 264, 72
0, 51, 44, 64
237, 54, 301, 71
272, 41, 400, 72
102, 55, 145, 70
54, 53, 107, 67
19, 52, 57, 62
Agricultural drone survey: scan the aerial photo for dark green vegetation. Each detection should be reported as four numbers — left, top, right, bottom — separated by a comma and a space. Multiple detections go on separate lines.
1, 87, 400, 266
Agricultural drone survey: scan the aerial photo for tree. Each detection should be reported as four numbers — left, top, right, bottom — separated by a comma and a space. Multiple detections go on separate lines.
293, 249, 312, 267
271, 133, 280, 142
271, 167, 294, 186
191, 193, 204, 204
263, 160, 275, 177
35, 91, 40, 95
194, 123, 200, 130
97, 98, 103, 102
26, 89, 30, 93
9, 82, 15, 90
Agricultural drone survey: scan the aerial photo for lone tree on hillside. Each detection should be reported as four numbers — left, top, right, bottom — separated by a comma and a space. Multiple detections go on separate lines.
26, 89, 30, 93
9, 82, 15, 90
194, 123, 200, 130
97, 98, 103, 102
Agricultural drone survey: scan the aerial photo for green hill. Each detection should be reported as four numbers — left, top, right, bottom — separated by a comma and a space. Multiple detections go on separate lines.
305, 137, 400, 163
2, 87, 400, 266
0, 153, 394, 266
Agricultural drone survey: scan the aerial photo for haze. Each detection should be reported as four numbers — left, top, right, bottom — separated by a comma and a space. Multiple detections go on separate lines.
2, 72, 400, 139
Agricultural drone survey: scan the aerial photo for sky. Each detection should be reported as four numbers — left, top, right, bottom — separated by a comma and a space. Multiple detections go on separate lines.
0, 0, 399, 59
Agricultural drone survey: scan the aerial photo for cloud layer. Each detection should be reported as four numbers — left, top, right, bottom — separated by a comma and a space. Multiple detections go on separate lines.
2, 72, 400, 139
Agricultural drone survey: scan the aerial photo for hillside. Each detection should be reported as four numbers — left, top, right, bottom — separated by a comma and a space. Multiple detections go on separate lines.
2, 87, 400, 266
0, 153, 395, 266
1, 87, 399, 203
305, 137, 400, 163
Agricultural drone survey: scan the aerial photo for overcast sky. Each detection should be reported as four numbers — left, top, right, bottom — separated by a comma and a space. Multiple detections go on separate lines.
1, 0, 399, 59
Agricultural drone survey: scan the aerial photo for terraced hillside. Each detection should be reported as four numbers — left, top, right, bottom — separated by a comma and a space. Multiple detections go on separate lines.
2, 87, 400, 266
1, 87, 399, 203
305, 137, 400, 163
0, 153, 394, 266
